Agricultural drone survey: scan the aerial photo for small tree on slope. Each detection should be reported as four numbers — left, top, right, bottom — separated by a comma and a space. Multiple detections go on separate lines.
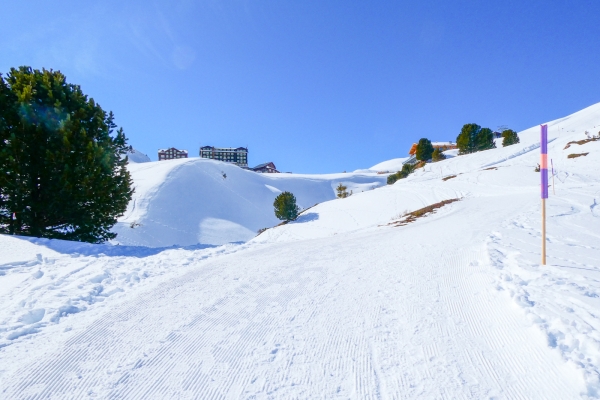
431, 147, 446, 162
456, 123, 495, 154
476, 127, 496, 151
415, 138, 434, 161
274, 191, 299, 222
501, 129, 520, 147
0, 67, 133, 242
336, 183, 349, 198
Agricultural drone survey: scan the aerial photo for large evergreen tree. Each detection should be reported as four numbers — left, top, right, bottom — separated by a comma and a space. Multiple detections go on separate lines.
415, 138, 434, 161
0, 67, 133, 242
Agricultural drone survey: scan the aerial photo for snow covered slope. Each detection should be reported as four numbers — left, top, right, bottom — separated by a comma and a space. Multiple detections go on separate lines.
113, 159, 386, 247
368, 156, 409, 172
2, 101, 600, 398
125, 148, 151, 163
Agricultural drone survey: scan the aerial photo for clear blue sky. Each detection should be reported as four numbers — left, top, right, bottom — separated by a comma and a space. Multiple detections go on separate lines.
2, 1, 599, 173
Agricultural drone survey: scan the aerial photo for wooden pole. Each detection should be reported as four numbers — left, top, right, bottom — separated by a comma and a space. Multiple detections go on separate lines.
551, 159, 556, 195
541, 198, 546, 265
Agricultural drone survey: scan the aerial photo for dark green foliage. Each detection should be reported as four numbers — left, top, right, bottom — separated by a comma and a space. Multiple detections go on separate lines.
456, 123, 496, 154
431, 148, 446, 162
415, 138, 434, 161
0, 66, 133, 242
476, 127, 495, 151
387, 163, 415, 185
273, 191, 299, 221
456, 123, 479, 154
501, 129, 520, 147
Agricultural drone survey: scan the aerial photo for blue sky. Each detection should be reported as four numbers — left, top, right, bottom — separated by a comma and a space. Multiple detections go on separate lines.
2, 1, 599, 173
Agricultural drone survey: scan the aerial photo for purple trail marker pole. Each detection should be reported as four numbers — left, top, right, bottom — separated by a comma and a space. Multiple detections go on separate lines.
541, 124, 548, 265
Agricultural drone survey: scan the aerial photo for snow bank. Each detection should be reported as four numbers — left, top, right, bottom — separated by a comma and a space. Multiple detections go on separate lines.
113, 159, 387, 247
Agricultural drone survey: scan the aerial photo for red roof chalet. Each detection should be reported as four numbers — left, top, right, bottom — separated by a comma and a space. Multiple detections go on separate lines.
158, 147, 188, 161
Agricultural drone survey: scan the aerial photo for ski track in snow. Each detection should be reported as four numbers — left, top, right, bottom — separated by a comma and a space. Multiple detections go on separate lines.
3, 102, 600, 398
0, 216, 584, 399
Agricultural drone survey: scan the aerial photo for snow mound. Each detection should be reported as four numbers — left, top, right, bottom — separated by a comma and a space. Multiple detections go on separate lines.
369, 157, 409, 172
113, 159, 387, 247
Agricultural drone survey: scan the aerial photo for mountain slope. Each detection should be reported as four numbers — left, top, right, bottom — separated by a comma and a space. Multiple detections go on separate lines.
1, 101, 600, 398
113, 159, 386, 247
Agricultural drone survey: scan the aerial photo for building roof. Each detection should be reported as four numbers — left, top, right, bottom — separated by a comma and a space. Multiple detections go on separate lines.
158, 148, 188, 153
200, 146, 248, 151
252, 162, 276, 170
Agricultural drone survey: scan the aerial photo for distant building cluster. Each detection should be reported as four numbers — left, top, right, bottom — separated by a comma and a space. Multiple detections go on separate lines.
158, 147, 188, 161
157, 144, 280, 173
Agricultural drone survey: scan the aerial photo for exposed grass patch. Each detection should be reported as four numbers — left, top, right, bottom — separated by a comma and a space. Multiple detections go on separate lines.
385, 198, 461, 227
442, 175, 457, 181
564, 137, 599, 149
567, 153, 589, 159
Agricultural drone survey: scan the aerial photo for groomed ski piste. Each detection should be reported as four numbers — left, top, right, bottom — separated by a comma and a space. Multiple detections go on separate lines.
2, 102, 600, 398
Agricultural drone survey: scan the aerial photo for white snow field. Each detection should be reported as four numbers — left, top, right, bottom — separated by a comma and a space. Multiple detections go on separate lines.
2, 101, 600, 398
112, 158, 387, 248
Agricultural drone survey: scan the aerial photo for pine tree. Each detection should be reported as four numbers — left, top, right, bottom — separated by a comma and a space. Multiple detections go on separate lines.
273, 191, 299, 221
415, 138, 434, 161
387, 163, 415, 184
476, 127, 496, 151
336, 183, 349, 198
501, 129, 520, 147
0, 67, 133, 242
431, 147, 446, 162
456, 123, 480, 154
456, 123, 495, 154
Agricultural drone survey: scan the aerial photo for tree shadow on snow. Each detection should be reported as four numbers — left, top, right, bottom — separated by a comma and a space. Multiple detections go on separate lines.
292, 212, 319, 223
14, 235, 221, 258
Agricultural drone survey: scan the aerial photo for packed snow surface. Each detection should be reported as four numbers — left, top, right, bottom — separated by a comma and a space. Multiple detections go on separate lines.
2, 101, 600, 398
